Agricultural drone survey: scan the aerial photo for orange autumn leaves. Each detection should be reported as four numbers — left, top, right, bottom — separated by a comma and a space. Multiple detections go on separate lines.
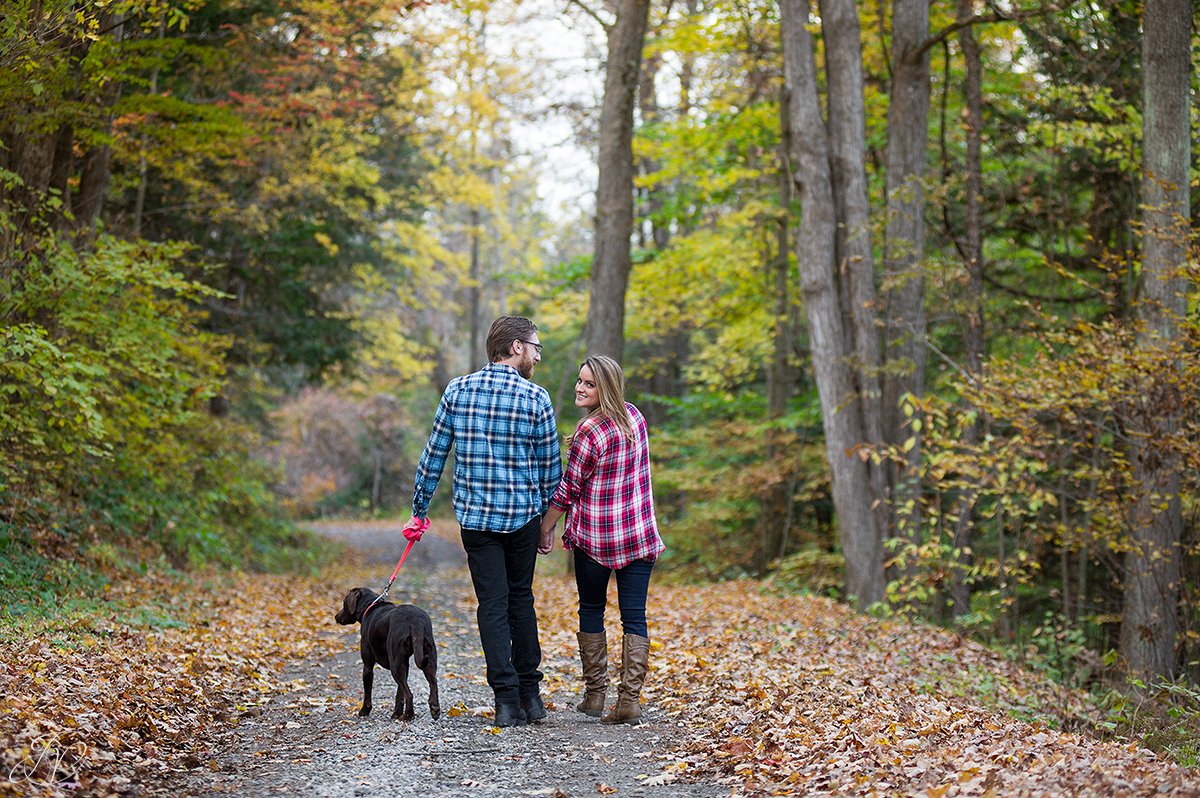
539, 576, 1200, 796
0, 570, 352, 798
4, 541, 1199, 798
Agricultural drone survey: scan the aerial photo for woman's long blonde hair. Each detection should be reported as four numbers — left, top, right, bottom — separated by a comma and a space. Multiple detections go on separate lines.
570, 355, 635, 444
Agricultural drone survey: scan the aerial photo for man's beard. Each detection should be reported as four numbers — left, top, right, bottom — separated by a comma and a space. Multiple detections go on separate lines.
518, 355, 535, 379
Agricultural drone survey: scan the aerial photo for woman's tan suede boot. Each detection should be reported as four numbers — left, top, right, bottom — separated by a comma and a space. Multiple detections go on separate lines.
576, 631, 608, 717
601, 634, 650, 725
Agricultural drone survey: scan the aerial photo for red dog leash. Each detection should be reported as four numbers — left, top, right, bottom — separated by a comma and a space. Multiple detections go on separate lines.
361, 516, 429, 620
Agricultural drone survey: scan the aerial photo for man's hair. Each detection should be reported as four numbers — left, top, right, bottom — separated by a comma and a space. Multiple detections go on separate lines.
486, 316, 538, 363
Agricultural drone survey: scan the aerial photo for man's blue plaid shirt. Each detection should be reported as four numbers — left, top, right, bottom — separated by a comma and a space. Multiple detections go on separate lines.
412, 362, 562, 533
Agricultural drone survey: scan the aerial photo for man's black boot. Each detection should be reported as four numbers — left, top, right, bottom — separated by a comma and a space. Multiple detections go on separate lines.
520, 693, 547, 723
494, 702, 527, 728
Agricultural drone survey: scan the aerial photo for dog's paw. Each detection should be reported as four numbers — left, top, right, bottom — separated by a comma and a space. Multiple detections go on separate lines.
430, 705, 441, 720
358, 706, 371, 717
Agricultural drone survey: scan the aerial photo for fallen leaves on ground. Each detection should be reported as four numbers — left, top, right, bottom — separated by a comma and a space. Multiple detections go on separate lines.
533, 575, 1200, 797
4, 525, 1199, 797
0, 556, 368, 798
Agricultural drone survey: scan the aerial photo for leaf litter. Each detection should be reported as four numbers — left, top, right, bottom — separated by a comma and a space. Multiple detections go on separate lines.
1, 520, 1197, 797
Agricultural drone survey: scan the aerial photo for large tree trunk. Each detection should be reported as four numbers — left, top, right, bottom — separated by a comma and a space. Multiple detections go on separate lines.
780, 0, 884, 606
882, 0, 931, 563
1120, 0, 1190, 684
819, 0, 888, 567
948, 0, 985, 618
587, 0, 651, 360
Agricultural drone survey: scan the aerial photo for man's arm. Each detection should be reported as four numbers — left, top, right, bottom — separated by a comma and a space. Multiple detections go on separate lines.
534, 392, 562, 513
412, 387, 455, 519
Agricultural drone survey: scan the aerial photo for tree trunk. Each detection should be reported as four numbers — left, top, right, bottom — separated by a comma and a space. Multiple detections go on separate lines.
587, 0, 650, 360
72, 12, 124, 232
1120, 0, 1190, 684
634, 46, 689, 426
948, 0, 985, 618
819, 0, 888, 566
371, 446, 383, 512
755, 85, 798, 574
469, 208, 483, 361
74, 141, 112, 230
134, 17, 167, 238
780, 0, 884, 606
882, 0, 931, 566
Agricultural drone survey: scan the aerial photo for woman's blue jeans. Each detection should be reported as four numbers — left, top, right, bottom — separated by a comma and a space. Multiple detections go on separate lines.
573, 548, 654, 637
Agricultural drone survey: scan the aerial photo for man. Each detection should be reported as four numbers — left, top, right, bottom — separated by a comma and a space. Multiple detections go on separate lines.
408, 316, 562, 727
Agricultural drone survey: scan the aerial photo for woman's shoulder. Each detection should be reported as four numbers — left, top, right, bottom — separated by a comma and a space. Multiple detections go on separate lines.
573, 413, 608, 440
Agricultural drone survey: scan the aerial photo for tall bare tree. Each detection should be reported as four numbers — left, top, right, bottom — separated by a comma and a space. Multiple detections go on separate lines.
820, 0, 889, 570
780, 0, 884, 606
882, 0, 932, 545
633, 10, 690, 427
948, 0, 985, 617
585, 0, 652, 359
1120, 0, 1191, 683
755, 84, 798, 574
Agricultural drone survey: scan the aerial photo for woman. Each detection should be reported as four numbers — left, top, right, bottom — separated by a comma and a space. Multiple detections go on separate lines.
539, 355, 665, 725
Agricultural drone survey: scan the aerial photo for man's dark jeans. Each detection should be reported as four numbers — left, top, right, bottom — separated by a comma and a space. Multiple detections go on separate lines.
460, 516, 542, 705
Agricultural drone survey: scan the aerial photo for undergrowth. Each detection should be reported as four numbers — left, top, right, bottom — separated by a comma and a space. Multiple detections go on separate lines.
763, 562, 1200, 768
0, 499, 339, 633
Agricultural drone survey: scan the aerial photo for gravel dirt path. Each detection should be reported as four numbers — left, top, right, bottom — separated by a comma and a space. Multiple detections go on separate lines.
177, 521, 727, 798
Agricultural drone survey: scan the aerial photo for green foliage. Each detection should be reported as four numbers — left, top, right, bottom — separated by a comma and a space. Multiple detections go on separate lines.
0, 219, 322, 585
0, 516, 111, 623
884, 311, 1200, 673
768, 546, 844, 599
1094, 679, 1200, 767
650, 391, 830, 579
0, 0, 441, 597
628, 203, 784, 392
1, 232, 225, 489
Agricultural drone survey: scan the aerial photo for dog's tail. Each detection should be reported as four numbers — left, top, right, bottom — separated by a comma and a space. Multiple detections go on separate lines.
413, 621, 436, 670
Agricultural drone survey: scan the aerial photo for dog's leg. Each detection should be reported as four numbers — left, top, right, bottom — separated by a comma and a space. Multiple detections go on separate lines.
421, 642, 440, 720
360, 648, 375, 717
392, 658, 414, 721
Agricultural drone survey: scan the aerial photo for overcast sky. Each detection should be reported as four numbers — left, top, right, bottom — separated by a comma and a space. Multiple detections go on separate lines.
495, 0, 606, 218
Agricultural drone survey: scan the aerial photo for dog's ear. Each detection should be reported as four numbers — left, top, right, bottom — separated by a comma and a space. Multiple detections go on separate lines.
345, 588, 363, 615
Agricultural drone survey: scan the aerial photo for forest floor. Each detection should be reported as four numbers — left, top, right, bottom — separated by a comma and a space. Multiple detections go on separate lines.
3, 519, 1200, 797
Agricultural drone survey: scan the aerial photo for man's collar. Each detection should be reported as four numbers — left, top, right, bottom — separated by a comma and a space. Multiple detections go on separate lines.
486, 361, 522, 375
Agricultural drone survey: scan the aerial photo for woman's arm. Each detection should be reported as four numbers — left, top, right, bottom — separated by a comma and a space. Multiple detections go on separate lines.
538, 505, 566, 554
539, 425, 600, 553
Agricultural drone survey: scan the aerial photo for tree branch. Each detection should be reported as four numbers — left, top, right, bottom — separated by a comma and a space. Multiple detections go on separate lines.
564, 0, 612, 33
913, 0, 1076, 62
982, 271, 1095, 304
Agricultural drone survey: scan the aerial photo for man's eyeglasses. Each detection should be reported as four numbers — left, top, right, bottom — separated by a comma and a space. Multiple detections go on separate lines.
518, 339, 543, 355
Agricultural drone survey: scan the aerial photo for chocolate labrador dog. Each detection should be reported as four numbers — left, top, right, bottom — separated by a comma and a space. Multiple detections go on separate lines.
335, 587, 441, 722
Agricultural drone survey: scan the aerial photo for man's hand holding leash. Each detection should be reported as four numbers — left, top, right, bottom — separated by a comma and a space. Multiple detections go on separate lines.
402, 515, 430, 542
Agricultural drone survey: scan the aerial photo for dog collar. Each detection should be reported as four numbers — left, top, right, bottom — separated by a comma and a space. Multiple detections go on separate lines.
361, 595, 385, 621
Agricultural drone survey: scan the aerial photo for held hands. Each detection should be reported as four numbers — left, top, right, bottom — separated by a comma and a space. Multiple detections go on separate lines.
402, 515, 430, 542
537, 517, 556, 555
